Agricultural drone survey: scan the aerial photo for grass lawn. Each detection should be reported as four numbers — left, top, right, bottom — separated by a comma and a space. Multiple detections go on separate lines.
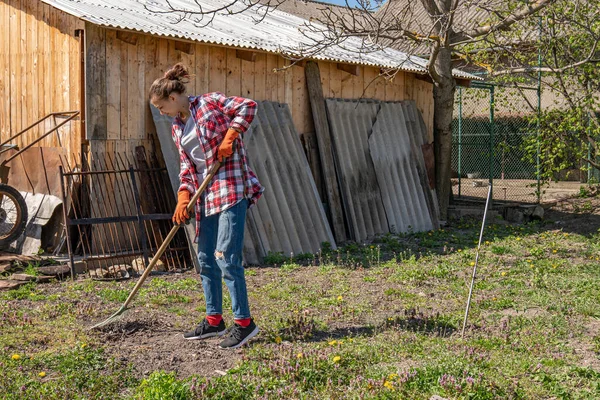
1, 196, 599, 399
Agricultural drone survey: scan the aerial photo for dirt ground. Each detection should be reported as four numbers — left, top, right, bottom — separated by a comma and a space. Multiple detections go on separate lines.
543, 193, 600, 235
12, 194, 600, 381
453, 178, 585, 204
73, 274, 257, 379
92, 310, 240, 379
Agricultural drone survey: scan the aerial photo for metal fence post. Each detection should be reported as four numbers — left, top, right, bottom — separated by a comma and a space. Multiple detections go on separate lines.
129, 166, 150, 268
59, 165, 76, 280
489, 85, 495, 206
458, 86, 463, 198
536, 14, 543, 203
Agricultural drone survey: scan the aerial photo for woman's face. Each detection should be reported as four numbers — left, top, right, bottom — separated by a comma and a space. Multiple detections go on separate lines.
151, 94, 184, 118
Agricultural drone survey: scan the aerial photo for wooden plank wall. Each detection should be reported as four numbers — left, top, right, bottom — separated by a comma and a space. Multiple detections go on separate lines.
0, 0, 83, 156
88, 28, 434, 157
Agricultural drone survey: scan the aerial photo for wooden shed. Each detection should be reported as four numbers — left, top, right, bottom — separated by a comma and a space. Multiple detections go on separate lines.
0, 0, 443, 170
0, 0, 480, 268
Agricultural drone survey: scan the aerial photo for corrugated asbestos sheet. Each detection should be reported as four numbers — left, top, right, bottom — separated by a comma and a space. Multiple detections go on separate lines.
369, 103, 434, 233
401, 100, 440, 222
41, 0, 478, 80
324, 99, 388, 242
325, 98, 438, 242
149, 104, 201, 272
243, 101, 336, 264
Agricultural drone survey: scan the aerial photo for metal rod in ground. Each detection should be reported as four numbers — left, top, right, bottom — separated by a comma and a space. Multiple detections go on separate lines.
461, 184, 493, 337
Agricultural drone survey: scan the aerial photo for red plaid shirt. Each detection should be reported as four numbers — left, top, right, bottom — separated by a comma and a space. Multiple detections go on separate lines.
172, 92, 264, 237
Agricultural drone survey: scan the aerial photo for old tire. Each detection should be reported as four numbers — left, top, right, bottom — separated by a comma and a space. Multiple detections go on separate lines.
0, 184, 27, 249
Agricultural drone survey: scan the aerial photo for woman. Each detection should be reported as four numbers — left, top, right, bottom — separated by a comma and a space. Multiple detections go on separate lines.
149, 63, 264, 349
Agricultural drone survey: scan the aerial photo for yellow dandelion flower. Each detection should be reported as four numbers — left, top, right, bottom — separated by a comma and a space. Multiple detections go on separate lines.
492, 297, 497, 301
388, 373, 398, 380
337, 295, 343, 301
527, 260, 532, 263
458, 249, 462, 253
81, 343, 88, 349
11, 354, 20, 360
329, 340, 337, 346
485, 241, 490, 245
333, 356, 341, 363
38, 372, 46, 378
552, 265, 557, 269
552, 250, 557, 254
469, 262, 475, 266
383, 381, 394, 390
501, 271, 507, 276
297, 353, 303, 359
516, 237, 521, 241
338, 340, 344, 345
275, 336, 282, 344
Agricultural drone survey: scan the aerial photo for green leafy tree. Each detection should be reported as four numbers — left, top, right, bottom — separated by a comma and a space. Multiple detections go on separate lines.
467, 0, 600, 182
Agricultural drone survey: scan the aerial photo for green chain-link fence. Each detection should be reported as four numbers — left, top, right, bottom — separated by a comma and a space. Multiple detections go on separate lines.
452, 82, 542, 203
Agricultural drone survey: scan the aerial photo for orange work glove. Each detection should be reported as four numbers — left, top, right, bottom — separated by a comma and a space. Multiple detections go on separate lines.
173, 190, 191, 225
218, 127, 240, 162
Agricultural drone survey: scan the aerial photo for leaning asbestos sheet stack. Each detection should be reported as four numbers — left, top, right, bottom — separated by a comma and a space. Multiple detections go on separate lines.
325, 98, 437, 242
324, 99, 388, 243
243, 101, 336, 264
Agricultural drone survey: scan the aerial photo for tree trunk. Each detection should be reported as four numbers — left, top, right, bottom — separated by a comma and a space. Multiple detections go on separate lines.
432, 47, 456, 221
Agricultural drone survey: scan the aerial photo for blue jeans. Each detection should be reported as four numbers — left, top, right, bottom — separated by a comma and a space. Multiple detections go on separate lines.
197, 198, 250, 320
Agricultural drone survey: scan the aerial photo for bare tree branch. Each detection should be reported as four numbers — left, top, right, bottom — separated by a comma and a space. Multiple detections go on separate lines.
491, 53, 600, 76
451, 0, 553, 46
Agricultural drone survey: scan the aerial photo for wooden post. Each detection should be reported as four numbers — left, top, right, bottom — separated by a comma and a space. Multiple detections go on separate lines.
84, 23, 107, 140
304, 61, 346, 243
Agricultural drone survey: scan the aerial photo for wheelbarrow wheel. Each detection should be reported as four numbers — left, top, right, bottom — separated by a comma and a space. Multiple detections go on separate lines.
0, 183, 27, 249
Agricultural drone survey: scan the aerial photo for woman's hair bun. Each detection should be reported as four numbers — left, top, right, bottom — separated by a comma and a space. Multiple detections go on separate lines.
164, 63, 190, 82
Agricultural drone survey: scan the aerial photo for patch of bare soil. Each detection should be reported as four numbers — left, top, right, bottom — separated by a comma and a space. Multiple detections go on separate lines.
568, 318, 600, 372
91, 310, 242, 379
499, 307, 548, 318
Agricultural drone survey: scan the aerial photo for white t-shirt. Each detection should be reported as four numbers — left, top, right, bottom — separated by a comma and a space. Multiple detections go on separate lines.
180, 116, 206, 178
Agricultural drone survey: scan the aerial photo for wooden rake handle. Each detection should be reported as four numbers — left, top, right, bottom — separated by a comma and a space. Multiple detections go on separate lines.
120, 161, 221, 310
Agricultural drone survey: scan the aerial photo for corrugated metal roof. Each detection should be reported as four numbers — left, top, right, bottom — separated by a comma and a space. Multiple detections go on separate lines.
325, 98, 389, 242
369, 102, 435, 233
243, 101, 336, 263
41, 0, 478, 79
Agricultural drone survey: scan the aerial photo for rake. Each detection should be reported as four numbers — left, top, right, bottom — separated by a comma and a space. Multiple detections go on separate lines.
89, 161, 221, 330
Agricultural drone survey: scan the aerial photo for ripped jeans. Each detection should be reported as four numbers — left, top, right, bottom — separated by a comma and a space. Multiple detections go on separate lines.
197, 198, 250, 320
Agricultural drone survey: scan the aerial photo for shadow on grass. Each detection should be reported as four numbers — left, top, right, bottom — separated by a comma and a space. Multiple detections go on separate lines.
266, 308, 457, 344
93, 319, 159, 339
